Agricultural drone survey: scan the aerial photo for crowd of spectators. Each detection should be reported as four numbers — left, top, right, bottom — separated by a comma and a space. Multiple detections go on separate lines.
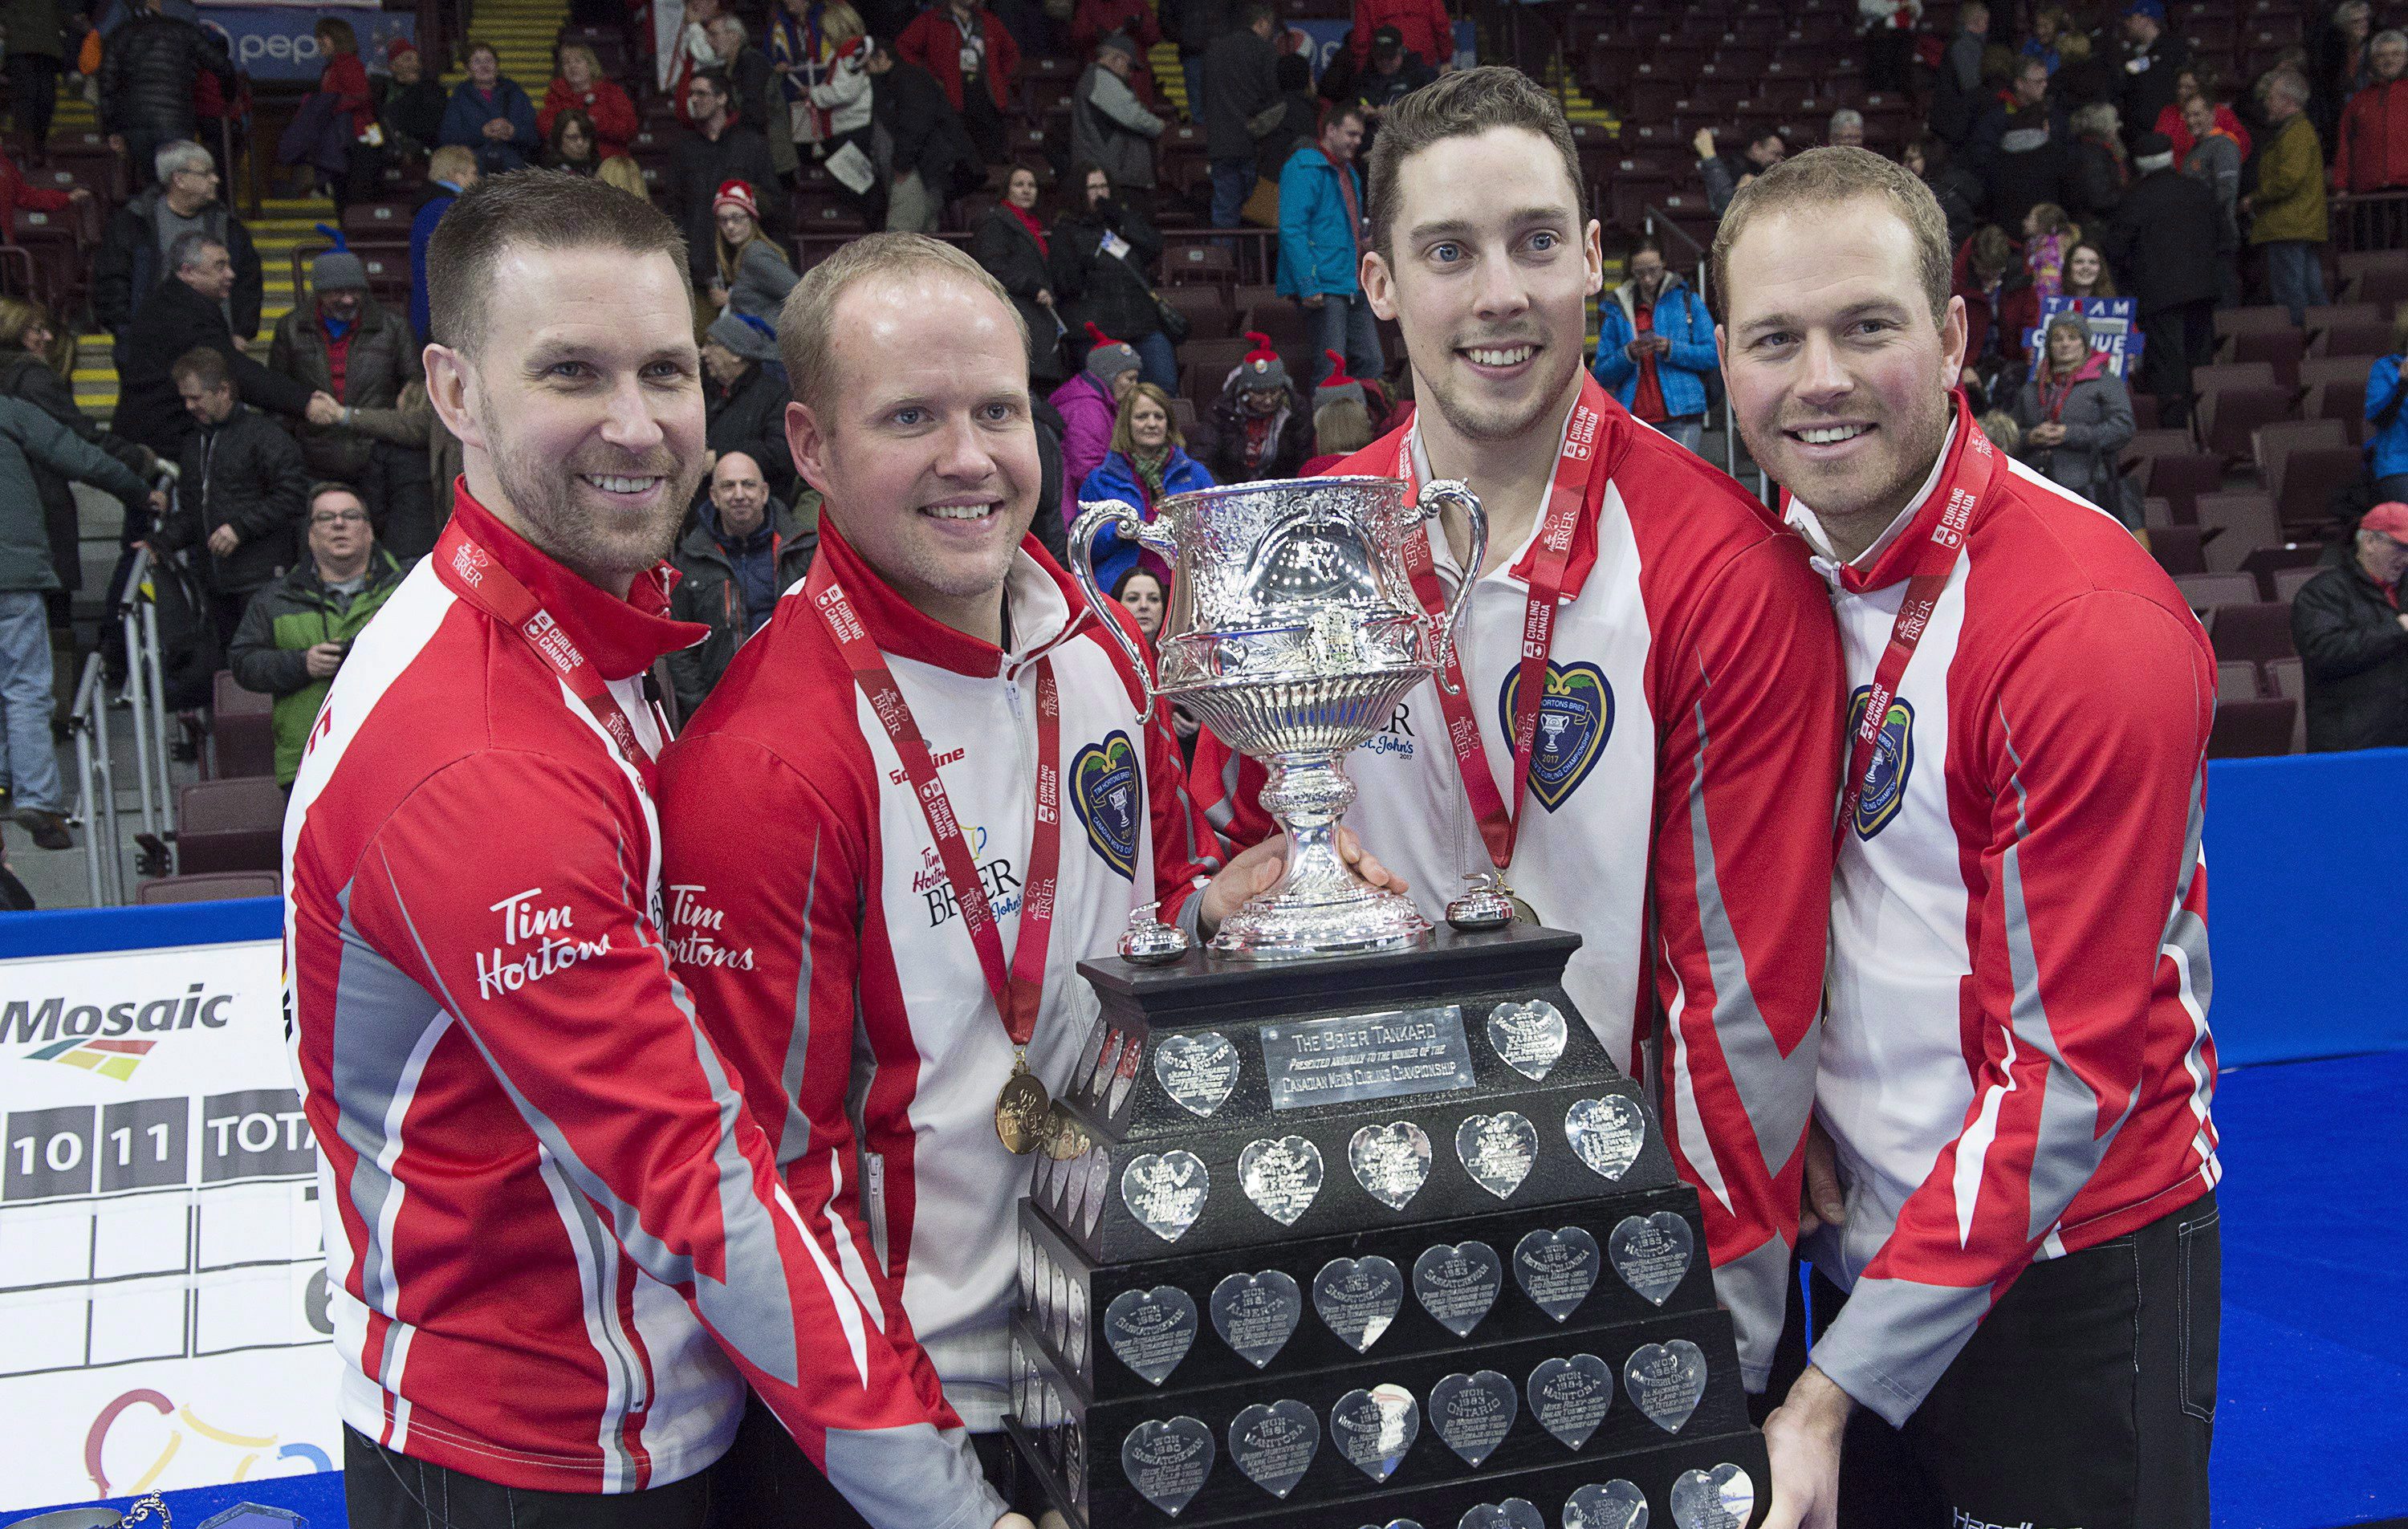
13, 0, 2408, 864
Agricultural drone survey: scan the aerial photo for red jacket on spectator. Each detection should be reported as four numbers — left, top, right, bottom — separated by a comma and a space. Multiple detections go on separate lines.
2153, 100, 2249, 165
321, 54, 376, 139
539, 75, 641, 157
897, 2, 1022, 116
1069, 0, 1160, 100
2334, 76, 2408, 193
0, 150, 75, 236
1348, 0, 1452, 65
1951, 237, 2041, 374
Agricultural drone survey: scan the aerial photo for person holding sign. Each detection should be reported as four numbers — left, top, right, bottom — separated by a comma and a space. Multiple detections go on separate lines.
2011, 311, 2138, 524
1194, 67, 1845, 1404
1714, 147, 2221, 1529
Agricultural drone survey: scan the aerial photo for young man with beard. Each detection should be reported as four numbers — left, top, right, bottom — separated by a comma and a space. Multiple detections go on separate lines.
1192, 66, 1843, 1406
656, 233, 1367, 1523
284, 174, 1019, 1529
1713, 148, 2220, 1529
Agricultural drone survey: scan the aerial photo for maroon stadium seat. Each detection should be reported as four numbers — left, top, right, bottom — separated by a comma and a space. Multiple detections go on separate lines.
2212, 305, 2296, 343
2145, 526, 2208, 574
2134, 452, 2220, 523
211, 671, 276, 781
2199, 491, 2284, 573
2252, 418, 2349, 483
136, 871, 281, 904
174, 778, 287, 875
340, 201, 415, 249
2172, 572, 2258, 612
2240, 542, 2329, 598
2207, 697, 2299, 757
2270, 445, 2369, 535
2207, 601, 2297, 664
2262, 656, 2309, 752
2311, 315, 2394, 358
1161, 286, 1234, 341
2271, 566, 2323, 603
2199, 385, 2301, 466
2215, 661, 2262, 700
2223, 326, 2304, 387
2189, 360, 2280, 396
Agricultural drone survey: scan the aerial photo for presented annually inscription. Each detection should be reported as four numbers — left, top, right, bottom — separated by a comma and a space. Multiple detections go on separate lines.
1259, 1006, 1475, 1110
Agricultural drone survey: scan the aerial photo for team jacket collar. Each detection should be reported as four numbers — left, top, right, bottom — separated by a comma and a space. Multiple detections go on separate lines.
1350, 377, 1617, 602
815, 509, 1091, 679
1784, 393, 1983, 596
446, 482, 706, 680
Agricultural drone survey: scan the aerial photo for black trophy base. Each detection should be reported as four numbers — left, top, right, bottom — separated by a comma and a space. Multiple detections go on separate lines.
1006, 1413, 1770, 1529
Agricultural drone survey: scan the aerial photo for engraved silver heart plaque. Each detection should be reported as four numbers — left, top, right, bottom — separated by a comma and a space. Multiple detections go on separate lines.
1314, 1254, 1405, 1352
1454, 1110, 1540, 1200
1121, 1416, 1214, 1517
1349, 1120, 1433, 1210
1103, 1285, 1198, 1386
1411, 1240, 1503, 1337
1623, 1339, 1707, 1434
1228, 1398, 1320, 1499
1564, 1479, 1650, 1529
1210, 1269, 1303, 1368
1564, 1096, 1646, 1181
1669, 1465, 1754, 1529
1454, 1499, 1544, 1529
1237, 1135, 1325, 1226
1121, 1150, 1209, 1242
1609, 1211, 1694, 1307
1154, 1031, 1240, 1118
1430, 1368, 1517, 1466
1526, 1352, 1613, 1450
1485, 999, 1568, 1081
1511, 1226, 1601, 1322
1331, 1383, 1420, 1483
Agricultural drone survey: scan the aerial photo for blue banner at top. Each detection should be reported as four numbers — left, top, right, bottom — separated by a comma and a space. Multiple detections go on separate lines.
194, 5, 417, 83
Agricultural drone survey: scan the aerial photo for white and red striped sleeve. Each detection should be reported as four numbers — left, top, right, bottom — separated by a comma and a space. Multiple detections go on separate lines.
352, 748, 1000, 1528
1646, 535, 1844, 1393
1810, 591, 2215, 1425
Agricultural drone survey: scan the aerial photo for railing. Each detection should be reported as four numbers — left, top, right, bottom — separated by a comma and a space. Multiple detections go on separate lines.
2330, 189, 2408, 257
791, 226, 1283, 290
67, 545, 177, 906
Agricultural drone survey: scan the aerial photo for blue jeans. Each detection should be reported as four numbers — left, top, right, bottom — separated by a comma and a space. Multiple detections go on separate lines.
1210, 158, 1254, 230
1182, 54, 1206, 123
1311, 293, 1384, 388
0, 589, 61, 813
2263, 240, 2329, 324
1651, 414, 1706, 455
1134, 329, 1179, 392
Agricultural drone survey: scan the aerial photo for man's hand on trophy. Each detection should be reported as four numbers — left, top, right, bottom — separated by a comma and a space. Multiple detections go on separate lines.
1198, 828, 1407, 935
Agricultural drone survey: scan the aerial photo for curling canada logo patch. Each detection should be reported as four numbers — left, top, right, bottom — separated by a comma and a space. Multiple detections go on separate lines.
1846, 685, 1916, 840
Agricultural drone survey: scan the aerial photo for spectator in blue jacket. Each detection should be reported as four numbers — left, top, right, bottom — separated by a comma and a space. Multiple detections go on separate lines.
2366, 311, 2408, 501
1081, 381, 1213, 592
1277, 104, 1382, 390
1591, 238, 1718, 454
439, 42, 539, 175
409, 146, 478, 343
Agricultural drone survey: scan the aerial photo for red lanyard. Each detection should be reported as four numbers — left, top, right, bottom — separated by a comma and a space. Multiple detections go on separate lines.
1824, 422, 2002, 856
807, 559, 1062, 1047
434, 518, 663, 791
1397, 378, 1607, 872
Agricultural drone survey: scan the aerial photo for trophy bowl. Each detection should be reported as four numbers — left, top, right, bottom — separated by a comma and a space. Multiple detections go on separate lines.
1070, 475, 1484, 961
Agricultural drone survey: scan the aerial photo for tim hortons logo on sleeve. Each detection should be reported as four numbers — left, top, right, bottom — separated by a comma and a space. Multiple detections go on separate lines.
476, 887, 613, 1000
666, 883, 757, 970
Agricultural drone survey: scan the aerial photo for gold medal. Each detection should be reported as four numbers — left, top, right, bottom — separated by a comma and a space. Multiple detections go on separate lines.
995, 1054, 1051, 1155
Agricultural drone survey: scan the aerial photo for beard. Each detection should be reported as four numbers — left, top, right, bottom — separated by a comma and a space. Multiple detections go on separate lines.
1424, 329, 1582, 445
477, 394, 700, 585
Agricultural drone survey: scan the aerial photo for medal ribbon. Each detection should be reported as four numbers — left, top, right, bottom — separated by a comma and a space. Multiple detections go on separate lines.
806, 559, 1061, 1047
1821, 412, 2003, 857
433, 518, 664, 791
1397, 376, 1609, 872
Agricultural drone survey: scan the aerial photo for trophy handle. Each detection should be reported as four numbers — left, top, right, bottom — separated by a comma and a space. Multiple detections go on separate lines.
1069, 497, 1161, 723
1414, 478, 1487, 696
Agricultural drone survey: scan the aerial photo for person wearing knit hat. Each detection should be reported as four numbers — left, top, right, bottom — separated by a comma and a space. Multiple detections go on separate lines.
2104, 123, 2223, 425
382, 38, 448, 160
1050, 322, 1144, 511
270, 237, 425, 546
710, 178, 799, 325
1210, 331, 1312, 482
1314, 348, 1367, 410
699, 309, 796, 502
1301, 352, 1381, 474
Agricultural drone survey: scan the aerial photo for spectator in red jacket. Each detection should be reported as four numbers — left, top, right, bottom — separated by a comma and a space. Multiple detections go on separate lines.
2151, 66, 2249, 161
539, 42, 640, 159
314, 18, 380, 212
0, 141, 88, 237
2334, 29, 2408, 192
897, 0, 1020, 165
1348, 0, 1451, 67
1952, 225, 2041, 409
1070, 0, 1161, 101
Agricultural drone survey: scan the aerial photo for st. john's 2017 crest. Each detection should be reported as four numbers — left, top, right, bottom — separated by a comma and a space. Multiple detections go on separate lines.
1498, 661, 1613, 810
1845, 685, 1916, 840
1070, 730, 1141, 879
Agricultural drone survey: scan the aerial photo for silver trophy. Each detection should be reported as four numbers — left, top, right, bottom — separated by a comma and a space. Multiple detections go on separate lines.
1070, 475, 1485, 960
